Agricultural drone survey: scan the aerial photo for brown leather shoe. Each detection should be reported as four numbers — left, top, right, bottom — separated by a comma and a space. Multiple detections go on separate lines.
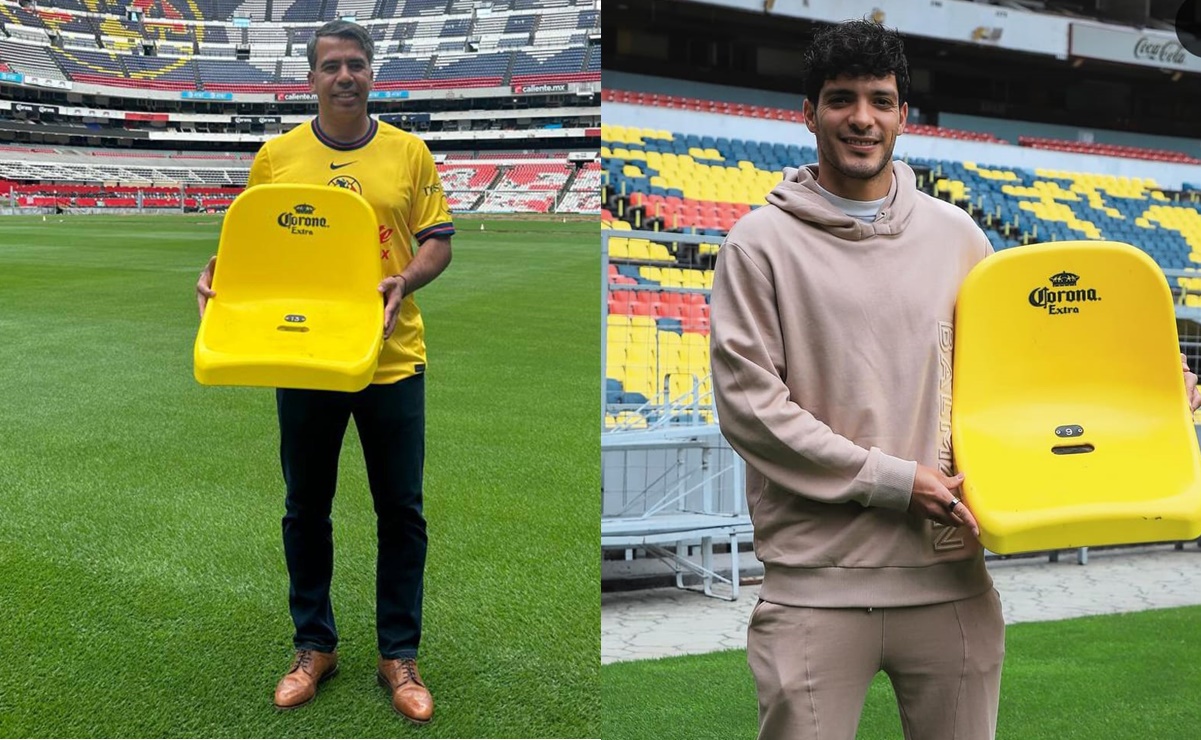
377, 657, 433, 724
273, 649, 338, 710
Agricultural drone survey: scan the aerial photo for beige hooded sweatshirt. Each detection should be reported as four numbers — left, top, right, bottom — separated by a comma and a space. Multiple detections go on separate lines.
711, 160, 995, 608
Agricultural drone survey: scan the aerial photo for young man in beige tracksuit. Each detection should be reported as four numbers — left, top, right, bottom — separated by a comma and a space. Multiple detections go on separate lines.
710, 19, 1200, 740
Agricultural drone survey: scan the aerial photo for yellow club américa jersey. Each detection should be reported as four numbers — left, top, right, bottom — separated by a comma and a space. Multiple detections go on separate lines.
247, 117, 454, 384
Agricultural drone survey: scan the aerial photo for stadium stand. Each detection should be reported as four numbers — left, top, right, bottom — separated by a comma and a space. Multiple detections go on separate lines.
1018, 136, 1201, 165
0, 39, 67, 79
0, 0, 601, 90
600, 111, 1201, 430
0, 145, 598, 213
0, 0, 600, 215
556, 159, 598, 212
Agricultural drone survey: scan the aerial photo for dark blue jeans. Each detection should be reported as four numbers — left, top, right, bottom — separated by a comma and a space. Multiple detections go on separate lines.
277, 373, 426, 660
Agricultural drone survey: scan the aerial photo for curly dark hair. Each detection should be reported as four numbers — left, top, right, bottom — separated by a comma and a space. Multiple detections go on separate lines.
802, 19, 910, 105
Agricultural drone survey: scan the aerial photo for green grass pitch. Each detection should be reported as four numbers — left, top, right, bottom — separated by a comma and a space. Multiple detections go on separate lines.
602, 603, 1201, 739
0, 214, 599, 738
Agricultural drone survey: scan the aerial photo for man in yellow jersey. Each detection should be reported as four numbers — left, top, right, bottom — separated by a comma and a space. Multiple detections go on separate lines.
195, 19, 451, 724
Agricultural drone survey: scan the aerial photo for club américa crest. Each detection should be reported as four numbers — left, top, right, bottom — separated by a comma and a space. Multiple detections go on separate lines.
328, 175, 362, 193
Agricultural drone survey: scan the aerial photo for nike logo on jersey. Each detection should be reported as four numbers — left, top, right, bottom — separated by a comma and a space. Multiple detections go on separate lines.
329, 161, 357, 170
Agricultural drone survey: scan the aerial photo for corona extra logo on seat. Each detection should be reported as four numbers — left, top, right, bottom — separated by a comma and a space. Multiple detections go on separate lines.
277, 203, 330, 235
1050, 271, 1080, 287
1028, 271, 1101, 315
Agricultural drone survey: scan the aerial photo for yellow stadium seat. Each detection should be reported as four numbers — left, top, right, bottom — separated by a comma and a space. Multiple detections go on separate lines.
952, 240, 1201, 554
666, 372, 702, 402
623, 342, 653, 365
639, 266, 662, 283
605, 325, 628, 348
626, 239, 650, 260
660, 349, 686, 376
605, 351, 625, 377
648, 243, 673, 262
658, 329, 683, 350
194, 184, 383, 392
623, 366, 658, 399
683, 269, 706, 289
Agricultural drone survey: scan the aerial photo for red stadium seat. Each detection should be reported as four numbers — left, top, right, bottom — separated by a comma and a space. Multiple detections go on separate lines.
630, 296, 654, 316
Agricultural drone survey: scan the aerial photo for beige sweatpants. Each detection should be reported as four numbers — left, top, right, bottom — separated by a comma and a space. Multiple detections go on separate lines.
747, 589, 1005, 740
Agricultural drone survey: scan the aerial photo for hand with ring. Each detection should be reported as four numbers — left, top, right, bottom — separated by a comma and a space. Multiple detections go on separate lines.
908, 464, 980, 537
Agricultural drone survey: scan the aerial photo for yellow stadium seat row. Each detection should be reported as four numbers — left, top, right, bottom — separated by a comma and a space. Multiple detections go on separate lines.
609, 150, 784, 205
1002, 181, 1080, 201
963, 162, 1021, 181
101, 18, 140, 38
607, 357, 712, 380
1018, 170, 1175, 202
1144, 207, 1201, 255
608, 329, 711, 372
607, 326, 710, 350
607, 314, 657, 328
608, 237, 674, 261
935, 179, 970, 202
1016, 200, 1102, 239
607, 368, 714, 406
638, 266, 713, 288
1145, 205, 1201, 230
604, 409, 715, 430
601, 125, 674, 146
610, 148, 647, 162
687, 147, 724, 162
1034, 169, 1161, 189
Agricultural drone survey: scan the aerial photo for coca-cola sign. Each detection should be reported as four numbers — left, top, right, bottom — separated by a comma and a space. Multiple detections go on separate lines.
1070, 22, 1201, 73
1133, 37, 1188, 65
